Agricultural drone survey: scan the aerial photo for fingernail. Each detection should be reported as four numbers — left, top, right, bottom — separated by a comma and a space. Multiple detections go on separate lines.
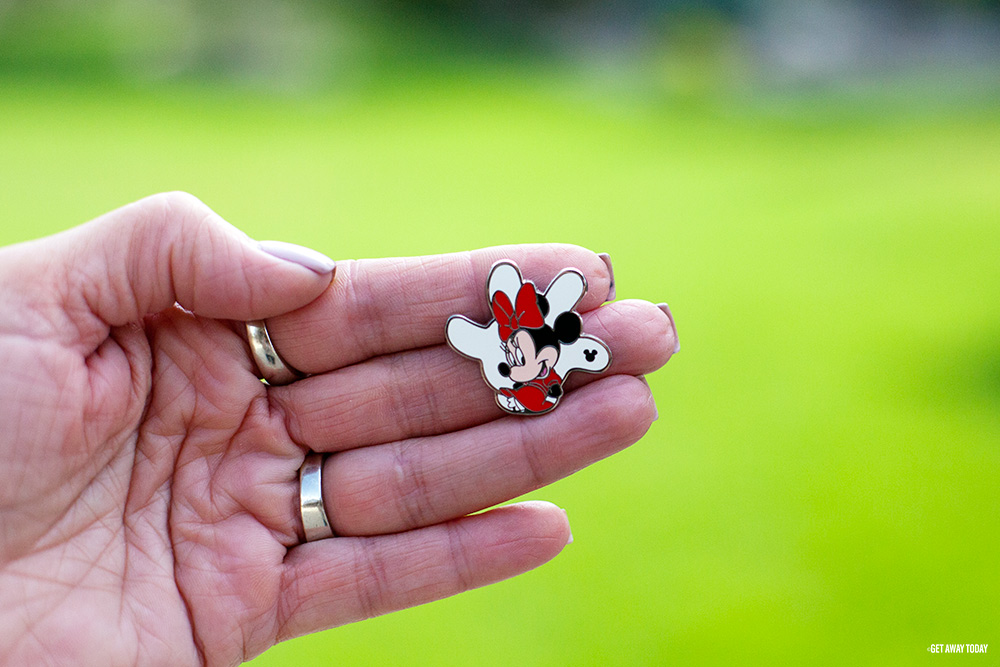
562, 508, 573, 545
598, 252, 615, 302
657, 303, 680, 354
258, 240, 336, 275
637, 374, 659, 421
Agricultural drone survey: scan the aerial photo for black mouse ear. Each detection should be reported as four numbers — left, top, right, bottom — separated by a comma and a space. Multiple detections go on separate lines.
535, 293, 550, 318
553, 312, 581, 344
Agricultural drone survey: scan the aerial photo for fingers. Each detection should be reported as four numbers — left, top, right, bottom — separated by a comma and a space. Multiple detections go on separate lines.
277, 501, 570, 640
322, 375, 654, 536
264, 244, 612, 374
271, 299, 674, 451
0, 192, 334, 353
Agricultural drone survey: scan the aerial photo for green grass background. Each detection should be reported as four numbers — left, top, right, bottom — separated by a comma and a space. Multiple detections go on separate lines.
1, 69, 997, 664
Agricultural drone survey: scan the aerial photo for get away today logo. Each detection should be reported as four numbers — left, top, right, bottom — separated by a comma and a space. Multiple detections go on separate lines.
927, 644, 989, 654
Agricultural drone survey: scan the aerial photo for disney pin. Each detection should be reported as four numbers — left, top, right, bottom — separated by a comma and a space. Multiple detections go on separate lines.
446, 260, 612, 415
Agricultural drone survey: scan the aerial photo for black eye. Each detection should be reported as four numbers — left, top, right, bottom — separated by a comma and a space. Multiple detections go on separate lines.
510, 338, 525, 366
584, 349, 597, 362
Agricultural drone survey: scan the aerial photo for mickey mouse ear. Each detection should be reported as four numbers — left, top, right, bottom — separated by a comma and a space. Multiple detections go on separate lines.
536, 293, 550, 318
554, 311, 581, 344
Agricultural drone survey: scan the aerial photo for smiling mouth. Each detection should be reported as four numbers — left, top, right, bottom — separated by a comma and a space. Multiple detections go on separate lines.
539, 361, 547, 375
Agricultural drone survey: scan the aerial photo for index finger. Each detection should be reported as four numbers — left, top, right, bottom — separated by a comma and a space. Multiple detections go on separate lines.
266, 244, 613, 374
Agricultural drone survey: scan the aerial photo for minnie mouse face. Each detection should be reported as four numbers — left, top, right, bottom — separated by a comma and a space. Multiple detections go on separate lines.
501, 329, 555, 383
446, 260, 611, 415
501, 328, 558, 383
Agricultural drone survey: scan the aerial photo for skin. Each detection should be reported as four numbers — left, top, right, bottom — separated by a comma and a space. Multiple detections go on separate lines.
0, 192, 677, 666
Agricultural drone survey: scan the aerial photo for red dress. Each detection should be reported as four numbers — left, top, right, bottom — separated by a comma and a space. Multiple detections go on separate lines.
500, 369, 563, 413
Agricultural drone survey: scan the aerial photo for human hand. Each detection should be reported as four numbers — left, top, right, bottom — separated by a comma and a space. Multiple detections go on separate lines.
0, 193, 677, 665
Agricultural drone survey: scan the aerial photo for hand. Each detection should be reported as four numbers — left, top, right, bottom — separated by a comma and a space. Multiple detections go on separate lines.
0, 193, 677, 665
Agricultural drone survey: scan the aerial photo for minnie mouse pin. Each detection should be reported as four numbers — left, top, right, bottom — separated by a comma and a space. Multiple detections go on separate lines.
446, 260, 612, 415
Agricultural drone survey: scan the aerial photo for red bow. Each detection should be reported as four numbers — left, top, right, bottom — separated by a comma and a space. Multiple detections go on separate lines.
492, 283, 544, 341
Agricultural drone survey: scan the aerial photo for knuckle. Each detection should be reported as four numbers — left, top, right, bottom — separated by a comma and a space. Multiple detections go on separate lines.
516, 420, 548, 489
118, 192, 208, 252
153, 190, 208, 217
342, 259, 380, 359
385, 350, 449, 437
389, 441, 435, 530
443, 521, 475, 592
136, 191, 225, 240
352, 539, 391, 619
275, 568, 303, 640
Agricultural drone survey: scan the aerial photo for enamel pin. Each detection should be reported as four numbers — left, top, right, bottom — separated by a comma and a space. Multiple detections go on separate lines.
446, 260, 612, 415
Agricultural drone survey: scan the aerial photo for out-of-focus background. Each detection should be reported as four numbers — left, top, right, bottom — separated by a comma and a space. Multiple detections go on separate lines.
2, 1, 998, 664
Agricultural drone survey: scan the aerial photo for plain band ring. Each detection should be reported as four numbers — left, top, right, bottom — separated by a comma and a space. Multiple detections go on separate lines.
246, 320, 305, 386
300, 452, 335, 542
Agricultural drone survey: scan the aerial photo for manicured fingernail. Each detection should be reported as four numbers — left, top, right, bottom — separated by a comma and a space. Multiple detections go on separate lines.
562, 508, 573, 545
258, 240, 336, 275
637, 375, 659, 421
598, 252, 615, 301
657, 303, 680, 354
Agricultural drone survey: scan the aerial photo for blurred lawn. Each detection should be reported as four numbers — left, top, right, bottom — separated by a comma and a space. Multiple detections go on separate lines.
1, 73, 997, 665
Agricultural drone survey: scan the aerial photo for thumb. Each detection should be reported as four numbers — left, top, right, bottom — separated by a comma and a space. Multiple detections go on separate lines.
4, 192, 335, 352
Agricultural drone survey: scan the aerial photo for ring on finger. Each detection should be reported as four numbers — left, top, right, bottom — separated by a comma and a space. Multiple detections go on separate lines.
246, 320, 306, 386
300, 452, 335, 542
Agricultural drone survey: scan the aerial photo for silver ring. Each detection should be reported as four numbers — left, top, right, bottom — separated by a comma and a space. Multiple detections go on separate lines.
300, 452, 334, 542
246, 320, 305, 386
